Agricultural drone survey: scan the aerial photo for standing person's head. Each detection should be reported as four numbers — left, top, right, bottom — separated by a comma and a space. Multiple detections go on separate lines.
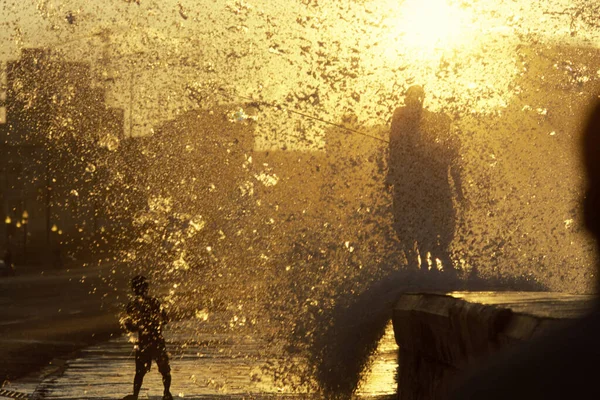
405, 85, 425, 109
132, 275, 149, 296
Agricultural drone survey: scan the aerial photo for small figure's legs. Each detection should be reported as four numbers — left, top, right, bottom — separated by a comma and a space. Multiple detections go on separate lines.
158, 350, 172, 400
132, 370, 145, 400
133, 349, 151, 400
161, 372, 172, 400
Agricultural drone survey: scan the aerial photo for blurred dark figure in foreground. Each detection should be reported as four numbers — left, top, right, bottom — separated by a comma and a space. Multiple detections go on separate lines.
450, 99, 600, 399
122, 275, 173, 400
387, 85, 465, 274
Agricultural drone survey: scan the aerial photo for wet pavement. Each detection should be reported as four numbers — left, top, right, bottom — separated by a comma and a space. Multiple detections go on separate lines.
5, 313, 397, 400
0, 264, 126, 386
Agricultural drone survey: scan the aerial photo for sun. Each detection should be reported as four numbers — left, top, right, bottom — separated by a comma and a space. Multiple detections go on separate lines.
393, 0, 471, 56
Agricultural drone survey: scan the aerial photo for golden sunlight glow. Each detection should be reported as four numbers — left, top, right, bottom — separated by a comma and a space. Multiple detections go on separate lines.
391, 0, 470, 57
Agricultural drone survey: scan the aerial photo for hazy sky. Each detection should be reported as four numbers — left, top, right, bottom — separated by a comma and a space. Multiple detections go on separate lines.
1, 0, 599, 148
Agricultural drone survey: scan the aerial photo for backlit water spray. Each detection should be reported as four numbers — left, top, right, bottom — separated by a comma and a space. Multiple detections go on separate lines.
1, 0, 600, 397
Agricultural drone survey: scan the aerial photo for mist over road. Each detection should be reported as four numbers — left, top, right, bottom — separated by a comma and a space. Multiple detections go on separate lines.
0, 263, 128, 383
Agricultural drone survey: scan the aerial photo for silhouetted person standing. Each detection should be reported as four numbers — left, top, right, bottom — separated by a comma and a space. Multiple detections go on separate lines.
387, 85, 464, 273
450, 99, 600, 399
123, 275, 173, 400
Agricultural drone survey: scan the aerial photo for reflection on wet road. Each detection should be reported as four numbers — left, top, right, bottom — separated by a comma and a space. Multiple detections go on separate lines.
11, 313, 397, 399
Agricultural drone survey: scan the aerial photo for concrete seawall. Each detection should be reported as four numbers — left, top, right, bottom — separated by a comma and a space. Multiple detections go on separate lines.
392, 292, 596, 400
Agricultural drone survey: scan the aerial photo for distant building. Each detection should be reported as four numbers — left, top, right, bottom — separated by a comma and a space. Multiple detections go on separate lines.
96, 106, 255, 271
0, 48, 125, 264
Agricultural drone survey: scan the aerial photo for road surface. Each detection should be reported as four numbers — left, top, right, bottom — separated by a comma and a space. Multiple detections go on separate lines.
5, 313, 397, 399
0, 263, 128, 384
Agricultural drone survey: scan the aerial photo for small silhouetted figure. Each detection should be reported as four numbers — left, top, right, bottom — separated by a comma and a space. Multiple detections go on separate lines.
449, 100, 600, 399
387, 85, 464, 274
123, 275, 173, 400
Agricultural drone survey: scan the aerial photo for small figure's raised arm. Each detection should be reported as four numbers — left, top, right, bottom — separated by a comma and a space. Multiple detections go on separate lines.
121, 314, 138, 332
161, 305, 170, 325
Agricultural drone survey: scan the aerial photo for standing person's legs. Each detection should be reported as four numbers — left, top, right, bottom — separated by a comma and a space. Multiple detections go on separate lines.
435, 224, 458, 277
393, 221, 420, 271
415, 212, 433, 272
416, 235, 434, 272
402, 239, 420, 271
436, 246, 456, 276
392, 198, 421, 271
